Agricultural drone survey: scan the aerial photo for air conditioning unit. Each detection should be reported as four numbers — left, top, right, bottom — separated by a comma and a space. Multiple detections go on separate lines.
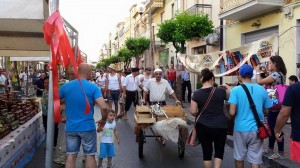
205, 33, 220, 46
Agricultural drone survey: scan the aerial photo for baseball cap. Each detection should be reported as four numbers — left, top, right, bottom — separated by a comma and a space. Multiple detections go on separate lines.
239, 64, 253, 78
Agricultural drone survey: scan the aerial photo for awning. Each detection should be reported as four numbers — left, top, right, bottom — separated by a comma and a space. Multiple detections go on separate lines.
0, 0, 50, 57
178, 34, 278, 77
10, 57, 50, 62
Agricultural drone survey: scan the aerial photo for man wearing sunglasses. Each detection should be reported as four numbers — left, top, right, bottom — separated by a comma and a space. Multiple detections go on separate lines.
143, 68, 181, 106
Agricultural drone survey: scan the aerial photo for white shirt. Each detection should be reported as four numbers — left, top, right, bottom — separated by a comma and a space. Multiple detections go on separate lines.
107, 73, 120, 90
123, 74, 141, 91
96, 75, 106, 88
142, 74, 151, 87
145, 78, 174, 102
100, 120, 116, 143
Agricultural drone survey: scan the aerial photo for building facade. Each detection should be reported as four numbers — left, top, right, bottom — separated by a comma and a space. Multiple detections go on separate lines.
220, 0, 300, 81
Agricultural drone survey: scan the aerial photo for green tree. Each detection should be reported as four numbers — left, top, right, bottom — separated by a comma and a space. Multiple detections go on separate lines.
125, 37, 150, 67
157, 12, 214, 54
117, 48, 133, 70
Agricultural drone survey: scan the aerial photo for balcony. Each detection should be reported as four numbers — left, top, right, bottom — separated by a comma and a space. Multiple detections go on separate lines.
219, 0, 284, 21
186, 4, 212, 20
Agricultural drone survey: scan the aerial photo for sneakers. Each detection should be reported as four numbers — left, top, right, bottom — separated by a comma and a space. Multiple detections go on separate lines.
268, 153, 286, 160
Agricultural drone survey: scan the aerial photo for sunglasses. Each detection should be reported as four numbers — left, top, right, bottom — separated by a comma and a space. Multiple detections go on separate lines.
155, 73, 162, 76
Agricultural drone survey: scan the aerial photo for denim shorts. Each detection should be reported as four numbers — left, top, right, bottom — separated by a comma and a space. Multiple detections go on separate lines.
99, 143, 115, 158
66, 130, 97, 155
108, 90, 120, 101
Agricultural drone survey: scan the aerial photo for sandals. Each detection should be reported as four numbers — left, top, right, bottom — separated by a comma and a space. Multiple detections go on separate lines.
268, 153, 286, 160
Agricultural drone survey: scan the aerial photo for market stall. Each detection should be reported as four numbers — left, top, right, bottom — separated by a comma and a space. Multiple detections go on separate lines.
0, 94, 43, 167
0, 0, 49, 167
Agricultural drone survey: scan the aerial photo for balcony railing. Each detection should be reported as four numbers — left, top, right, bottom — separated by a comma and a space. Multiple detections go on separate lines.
219, 0, 284, 20
186, 4, 212, 19
220, 0, 251, 13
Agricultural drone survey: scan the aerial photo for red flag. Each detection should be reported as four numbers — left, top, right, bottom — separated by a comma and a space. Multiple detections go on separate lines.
43, 9, 90, 123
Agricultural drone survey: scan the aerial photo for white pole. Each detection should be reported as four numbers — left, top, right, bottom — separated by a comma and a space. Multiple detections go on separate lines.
45, 0, 58, 167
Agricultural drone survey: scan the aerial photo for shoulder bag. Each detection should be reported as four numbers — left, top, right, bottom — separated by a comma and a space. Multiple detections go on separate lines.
241, 84, 271, 139
187, 87, 216, 146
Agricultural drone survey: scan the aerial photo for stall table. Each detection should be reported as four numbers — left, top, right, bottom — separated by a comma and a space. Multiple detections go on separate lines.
0, 112, 45, 168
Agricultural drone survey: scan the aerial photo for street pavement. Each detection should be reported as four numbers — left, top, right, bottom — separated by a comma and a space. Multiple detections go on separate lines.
25, 96, 298, 168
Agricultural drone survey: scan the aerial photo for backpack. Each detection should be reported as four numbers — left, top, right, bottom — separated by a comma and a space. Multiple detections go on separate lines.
265, 73, 288, 110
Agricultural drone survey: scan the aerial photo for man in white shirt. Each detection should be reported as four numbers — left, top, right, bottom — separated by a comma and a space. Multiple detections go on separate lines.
140, 67, 152, 104
143, 68, 181, 105
122, 67, 144, 119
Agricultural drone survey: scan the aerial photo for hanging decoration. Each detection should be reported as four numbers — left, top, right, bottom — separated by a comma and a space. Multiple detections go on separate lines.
43, 9, 90, 123
178, 34, 278, 77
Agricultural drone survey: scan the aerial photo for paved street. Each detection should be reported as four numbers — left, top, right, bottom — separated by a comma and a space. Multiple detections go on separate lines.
26, 102, 247, 168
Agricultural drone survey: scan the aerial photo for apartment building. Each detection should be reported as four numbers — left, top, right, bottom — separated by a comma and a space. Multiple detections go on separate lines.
220, 0, 300, 80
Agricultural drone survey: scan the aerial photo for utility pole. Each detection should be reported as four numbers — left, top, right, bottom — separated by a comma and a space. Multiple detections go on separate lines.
45, 0, 58, 167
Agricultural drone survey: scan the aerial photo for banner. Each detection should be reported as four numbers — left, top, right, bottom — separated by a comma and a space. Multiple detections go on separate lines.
178, 34, 278, 77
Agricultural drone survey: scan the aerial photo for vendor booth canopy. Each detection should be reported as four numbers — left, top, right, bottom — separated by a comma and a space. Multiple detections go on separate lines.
0, 0, 50, 57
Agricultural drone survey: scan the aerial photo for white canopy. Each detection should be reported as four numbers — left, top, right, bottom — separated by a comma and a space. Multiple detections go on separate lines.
0, 0, 50, 57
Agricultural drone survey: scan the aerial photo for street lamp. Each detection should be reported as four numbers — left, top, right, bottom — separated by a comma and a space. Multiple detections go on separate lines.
137, 2, 153, 68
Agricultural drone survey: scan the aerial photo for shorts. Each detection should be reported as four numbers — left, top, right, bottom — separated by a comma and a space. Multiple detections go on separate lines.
290, 138, 300, 163
108, 90, 120, 101
233, 131, 263, 164
99, 143, 115, 158
66, 130, 97, 155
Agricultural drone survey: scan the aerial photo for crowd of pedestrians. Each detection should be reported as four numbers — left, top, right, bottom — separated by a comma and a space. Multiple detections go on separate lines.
33, 54, 299, 168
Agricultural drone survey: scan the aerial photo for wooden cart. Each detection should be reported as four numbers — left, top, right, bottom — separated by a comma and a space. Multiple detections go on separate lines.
134, 105, 188, 159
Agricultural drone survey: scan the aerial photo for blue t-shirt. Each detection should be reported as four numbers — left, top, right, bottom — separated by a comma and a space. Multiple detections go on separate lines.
282, 82, 300, 141
228, 83, 273, 132
60, 79, 102, 132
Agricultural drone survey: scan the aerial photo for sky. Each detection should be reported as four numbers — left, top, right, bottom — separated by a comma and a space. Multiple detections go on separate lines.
60, 0, 144, 63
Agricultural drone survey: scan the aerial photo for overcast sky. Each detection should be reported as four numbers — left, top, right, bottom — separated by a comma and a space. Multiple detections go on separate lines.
60, 0, 144, 62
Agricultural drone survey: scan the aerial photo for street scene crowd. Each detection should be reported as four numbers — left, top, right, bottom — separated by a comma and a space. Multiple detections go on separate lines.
3, 54, 299, 168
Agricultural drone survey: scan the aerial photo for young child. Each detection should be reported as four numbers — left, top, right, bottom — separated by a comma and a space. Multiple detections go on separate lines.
97, 109, 120, 168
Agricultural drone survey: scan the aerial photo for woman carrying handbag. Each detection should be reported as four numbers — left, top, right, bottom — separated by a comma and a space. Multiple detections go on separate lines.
190, 68, 230, 168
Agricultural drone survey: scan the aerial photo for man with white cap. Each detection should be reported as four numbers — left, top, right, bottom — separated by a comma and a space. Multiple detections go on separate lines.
143, 68, 181, 105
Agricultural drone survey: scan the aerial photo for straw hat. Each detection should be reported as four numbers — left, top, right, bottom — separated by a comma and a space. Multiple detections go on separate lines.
108, 64, 119, 71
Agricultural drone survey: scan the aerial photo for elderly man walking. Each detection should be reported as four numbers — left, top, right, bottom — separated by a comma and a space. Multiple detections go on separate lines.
59, 63, 107, 168
143, 68, 181, 105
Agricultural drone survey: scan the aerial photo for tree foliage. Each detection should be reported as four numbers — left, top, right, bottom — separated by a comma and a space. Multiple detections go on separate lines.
96, 55, 118, 69
157, 12, 214, 53
117, 48, 133, 70
125, 37, 150, 67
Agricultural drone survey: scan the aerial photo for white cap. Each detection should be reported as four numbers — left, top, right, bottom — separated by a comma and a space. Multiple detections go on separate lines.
154, 68, 162, 73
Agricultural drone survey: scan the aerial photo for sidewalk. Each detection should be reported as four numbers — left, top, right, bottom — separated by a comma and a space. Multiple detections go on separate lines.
175, 98, 300, 168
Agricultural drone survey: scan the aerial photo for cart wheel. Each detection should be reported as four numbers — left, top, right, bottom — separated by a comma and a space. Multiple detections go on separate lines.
178, 137, 185, 159
138, 130, 145, 158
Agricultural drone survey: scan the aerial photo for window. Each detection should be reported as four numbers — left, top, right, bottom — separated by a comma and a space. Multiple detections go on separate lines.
193, 46, 206, 54
160, 12, 164, 23
171, 4, 175, 17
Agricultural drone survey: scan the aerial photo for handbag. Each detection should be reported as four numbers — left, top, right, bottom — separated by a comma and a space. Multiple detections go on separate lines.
187, 87, 216, 146
265, 73, 288, 110
241, 84, 271, 139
